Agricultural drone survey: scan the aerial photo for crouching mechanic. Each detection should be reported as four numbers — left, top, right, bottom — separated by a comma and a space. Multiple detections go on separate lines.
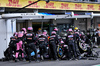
60, 40, 69, 59
15, 28, 26, 62
25, 27, 39, 63
38, 34, 48, 60
9, 32, 18, 60
49, 31, 59, 61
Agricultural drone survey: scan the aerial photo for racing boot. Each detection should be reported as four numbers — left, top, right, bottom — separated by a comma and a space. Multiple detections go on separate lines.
15, 58, 19, 62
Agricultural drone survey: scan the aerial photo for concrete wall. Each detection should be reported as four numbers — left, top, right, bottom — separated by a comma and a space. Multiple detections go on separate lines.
96, 17, 100, 23
86, 18, 91, 30
74, 18, 98, 31
28, 20, 32, 27
93, 17, 97, 29
74, 18, 87, 31
56, 19, 72, 24
16, 20, 28, 31
52, 19, 72, 25
95, 17, 100, 28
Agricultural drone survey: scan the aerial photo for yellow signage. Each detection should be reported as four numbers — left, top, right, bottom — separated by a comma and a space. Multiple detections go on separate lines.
0, 0, 100, 11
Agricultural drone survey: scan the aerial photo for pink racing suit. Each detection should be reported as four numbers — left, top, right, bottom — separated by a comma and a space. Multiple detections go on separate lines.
15, 31, 24, 58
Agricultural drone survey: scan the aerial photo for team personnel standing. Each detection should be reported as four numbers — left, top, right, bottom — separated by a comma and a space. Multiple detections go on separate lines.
25, 27, 38, 63
49, 31, 59, 61
96, 28, 100, 46
66, 28, 77, 60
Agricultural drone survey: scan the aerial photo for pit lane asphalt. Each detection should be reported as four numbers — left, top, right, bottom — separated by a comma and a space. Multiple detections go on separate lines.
0, 48, 100, 66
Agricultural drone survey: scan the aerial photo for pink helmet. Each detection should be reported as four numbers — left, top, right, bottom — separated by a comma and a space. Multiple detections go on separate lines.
21, 28, 27, 33
43, 32, 47, 35
21, 28, 26, 32
69, 28, 73, 31
51, 31, 56, 35
54, 27, 58, 31
43, 30, 47, 35
61, 40, 64, 44
28, 27, 33, 31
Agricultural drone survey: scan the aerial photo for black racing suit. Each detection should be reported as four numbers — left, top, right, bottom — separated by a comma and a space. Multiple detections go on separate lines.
38, 36, 48, 58
25, 32, 37, 61
9, 36, 17, 59
66, 34, 77, 59
61, 43, 69, 59
49, 34, 59, 60
74, 32, 81, 56
4, 36, 17, 60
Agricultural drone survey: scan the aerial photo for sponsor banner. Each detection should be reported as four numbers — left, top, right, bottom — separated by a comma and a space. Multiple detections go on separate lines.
0, 0, 100, 11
